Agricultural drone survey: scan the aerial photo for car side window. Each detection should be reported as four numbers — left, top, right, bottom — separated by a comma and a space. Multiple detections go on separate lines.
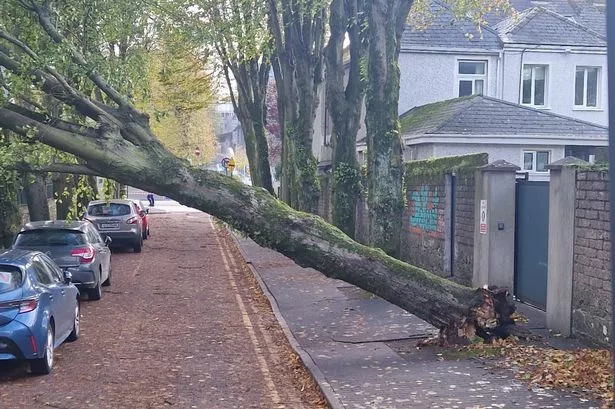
39, 256, 63, 283
86, 225, 102, 244
31, 258, 55, 285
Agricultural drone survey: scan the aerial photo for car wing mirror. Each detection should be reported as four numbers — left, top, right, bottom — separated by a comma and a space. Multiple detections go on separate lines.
104, 236, 112, 246
63, 270, 73, 284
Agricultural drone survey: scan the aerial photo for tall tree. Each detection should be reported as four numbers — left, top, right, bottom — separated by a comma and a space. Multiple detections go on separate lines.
0, 0, 516, 342
363, 0, 413, 256
268, 0, 326, 212
325, 0, 366, 238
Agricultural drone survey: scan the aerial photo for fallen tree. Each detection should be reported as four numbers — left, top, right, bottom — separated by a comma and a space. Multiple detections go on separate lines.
0, 0, 515, 343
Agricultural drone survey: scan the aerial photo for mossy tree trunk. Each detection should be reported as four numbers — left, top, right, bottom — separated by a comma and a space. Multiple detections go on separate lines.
0, 1, 516, 342
364, 0, 413, 257
268, 0, 324, 213
325, 0, 366, 238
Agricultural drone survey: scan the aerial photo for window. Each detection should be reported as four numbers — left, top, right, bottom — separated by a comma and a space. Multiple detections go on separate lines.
458, 61, 486, 97
523, 150, 550, 172
31, 258, 55, 285
575, 66, 600, 108
522, 65, 548, 106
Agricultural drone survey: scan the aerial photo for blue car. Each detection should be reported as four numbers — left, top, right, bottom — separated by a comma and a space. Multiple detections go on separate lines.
0, 249, 80, 375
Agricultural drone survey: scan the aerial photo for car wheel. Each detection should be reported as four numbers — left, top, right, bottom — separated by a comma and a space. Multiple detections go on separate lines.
134, 238, 142, 253
102, 266, 112, 287
31, 325, 54, 375
67, 301, 80, 342
88, 275, 102, 300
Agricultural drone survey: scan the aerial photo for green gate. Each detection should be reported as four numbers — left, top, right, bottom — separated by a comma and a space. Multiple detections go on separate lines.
514, 180, 549, 310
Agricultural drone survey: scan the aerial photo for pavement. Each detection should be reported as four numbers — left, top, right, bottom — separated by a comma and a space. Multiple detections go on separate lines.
233, 237, 602, 409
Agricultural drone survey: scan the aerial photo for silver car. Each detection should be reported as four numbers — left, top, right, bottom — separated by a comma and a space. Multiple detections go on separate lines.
84, 199, 144, 253
12, 220, 112, 300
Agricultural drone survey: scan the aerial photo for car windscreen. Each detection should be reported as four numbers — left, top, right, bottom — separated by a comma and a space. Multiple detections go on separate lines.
88, 203, 131, 217
0, 265, 22, 294
14, 229, 87, 247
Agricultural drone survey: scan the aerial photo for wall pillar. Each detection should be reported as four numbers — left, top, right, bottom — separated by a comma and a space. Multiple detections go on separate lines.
545, 157, 587, 336
473, 160, 519, 291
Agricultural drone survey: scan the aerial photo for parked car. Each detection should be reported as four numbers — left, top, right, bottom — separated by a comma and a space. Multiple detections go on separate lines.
130, 199, 150, 240
84, 199, 144, 253
12, 220, 112, 300
0, 249, 80, 375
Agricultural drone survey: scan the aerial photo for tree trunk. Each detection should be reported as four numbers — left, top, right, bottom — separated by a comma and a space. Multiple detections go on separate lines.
53, 173, 72, 220
24, 174, 51, 222
0, 170, 21, 248
268, 0, 324, 212
325, 0, 365, 238
364, 0, 413, 257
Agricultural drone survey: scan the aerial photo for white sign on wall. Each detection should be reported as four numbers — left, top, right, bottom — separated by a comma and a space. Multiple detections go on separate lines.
479, 200, 488, 235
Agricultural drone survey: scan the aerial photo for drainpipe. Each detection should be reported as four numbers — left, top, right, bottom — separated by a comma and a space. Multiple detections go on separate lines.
518, 48, 527, 103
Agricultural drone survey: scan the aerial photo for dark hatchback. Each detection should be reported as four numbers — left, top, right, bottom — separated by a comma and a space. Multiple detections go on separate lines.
12, 221, 112, 300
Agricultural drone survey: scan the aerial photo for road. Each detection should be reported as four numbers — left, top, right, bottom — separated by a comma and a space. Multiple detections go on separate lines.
0, 211, 325, 409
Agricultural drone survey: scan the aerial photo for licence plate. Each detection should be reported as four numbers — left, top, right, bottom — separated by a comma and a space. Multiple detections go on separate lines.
100, 223, 119, 230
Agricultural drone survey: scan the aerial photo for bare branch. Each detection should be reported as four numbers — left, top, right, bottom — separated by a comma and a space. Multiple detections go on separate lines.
0, 29, 39, 60
11, 161, 100, 176
5, 103, 99, 138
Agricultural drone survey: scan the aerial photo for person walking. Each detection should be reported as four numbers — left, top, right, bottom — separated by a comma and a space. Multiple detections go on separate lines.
146, 192, 155, 206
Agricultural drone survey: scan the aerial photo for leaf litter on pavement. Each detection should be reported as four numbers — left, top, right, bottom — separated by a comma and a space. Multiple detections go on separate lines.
460, 336, 613, 408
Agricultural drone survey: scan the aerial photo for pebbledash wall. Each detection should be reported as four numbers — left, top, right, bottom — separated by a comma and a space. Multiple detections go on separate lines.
572, 170, 611, 344
402, 153, 488, 286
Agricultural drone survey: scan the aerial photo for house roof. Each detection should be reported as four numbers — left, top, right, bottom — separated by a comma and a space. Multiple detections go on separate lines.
402, 3, 502, 51
399, 95, 608, 139
486, 0, 606, 36
402, 0, 605, 50
494, 7, 606, 46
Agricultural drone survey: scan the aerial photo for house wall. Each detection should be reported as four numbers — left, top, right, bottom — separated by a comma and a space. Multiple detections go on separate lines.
572, 170, 611, 345
501, 48, 608, 126
409, 143, 566, 181
398, 52, 499, 114
402, 153, 488, 285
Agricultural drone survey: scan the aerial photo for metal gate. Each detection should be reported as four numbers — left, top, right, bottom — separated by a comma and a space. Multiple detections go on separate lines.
514, 180, 549, 310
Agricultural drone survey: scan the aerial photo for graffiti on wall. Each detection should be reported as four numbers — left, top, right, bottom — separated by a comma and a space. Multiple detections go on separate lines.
410, 186, 441, 233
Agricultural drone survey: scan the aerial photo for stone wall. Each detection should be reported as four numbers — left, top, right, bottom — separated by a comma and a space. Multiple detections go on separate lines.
402, 153, 488, 284
572, 170, 611, 344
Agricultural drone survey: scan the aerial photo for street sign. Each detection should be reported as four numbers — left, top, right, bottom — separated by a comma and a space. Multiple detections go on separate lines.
221, 157, 230, 167
227, 157, 235, 172
479, 200, 487, 235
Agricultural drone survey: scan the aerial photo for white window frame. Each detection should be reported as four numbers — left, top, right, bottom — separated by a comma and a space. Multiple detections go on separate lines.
521, 64, 549, 108
574, 66, 601, 110
457, 60, 487, 97
521, 149, 551, 173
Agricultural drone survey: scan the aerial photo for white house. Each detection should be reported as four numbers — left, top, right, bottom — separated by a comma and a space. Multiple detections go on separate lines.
367, 95, 607, 180
311, 0, 607, 173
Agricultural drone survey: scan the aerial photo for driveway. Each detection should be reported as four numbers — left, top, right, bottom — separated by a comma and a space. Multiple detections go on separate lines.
0, 212, 325, 408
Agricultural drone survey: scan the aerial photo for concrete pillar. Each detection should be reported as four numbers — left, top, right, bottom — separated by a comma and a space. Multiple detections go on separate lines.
545, 157, 588, 336
473, 160, 519, 291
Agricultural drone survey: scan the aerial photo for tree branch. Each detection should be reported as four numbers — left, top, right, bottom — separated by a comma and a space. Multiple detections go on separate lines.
5, 103, 99, 138
11, 161, 100, 176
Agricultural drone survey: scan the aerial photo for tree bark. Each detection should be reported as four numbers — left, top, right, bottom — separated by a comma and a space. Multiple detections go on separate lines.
268, 0, 324, 213
325, 0, 365, 238
0, 170, 21, 248
24, 174, 51, 222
